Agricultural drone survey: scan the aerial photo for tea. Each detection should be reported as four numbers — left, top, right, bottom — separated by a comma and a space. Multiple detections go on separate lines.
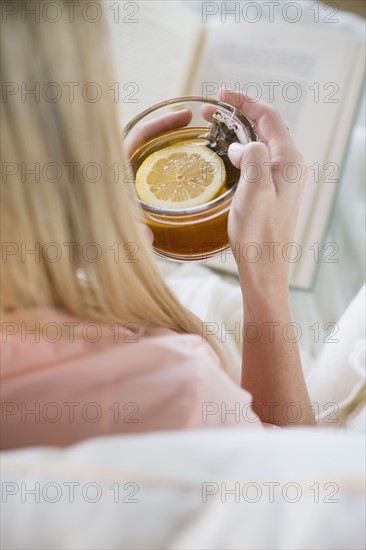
130, 127, 240, 260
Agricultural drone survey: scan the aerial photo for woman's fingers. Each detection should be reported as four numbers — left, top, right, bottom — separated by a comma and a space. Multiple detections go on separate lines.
228, 141, 271, 191
200, 104, 217, 123
220, 89, 306, 190
125, 109, 193, 158
219, 89, 297, 153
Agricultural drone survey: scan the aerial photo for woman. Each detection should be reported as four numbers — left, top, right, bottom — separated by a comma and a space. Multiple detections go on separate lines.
1, 1, 314, 450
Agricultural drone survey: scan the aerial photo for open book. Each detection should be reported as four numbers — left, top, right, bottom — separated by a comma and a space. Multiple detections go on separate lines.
108, 1, 365, 290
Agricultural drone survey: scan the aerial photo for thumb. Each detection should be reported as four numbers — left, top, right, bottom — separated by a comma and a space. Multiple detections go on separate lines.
228, 143, 247, 169
228, 141, 271, 183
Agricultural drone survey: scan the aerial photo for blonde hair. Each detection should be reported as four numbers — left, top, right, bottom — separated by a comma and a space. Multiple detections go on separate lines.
1, 0, 228, 369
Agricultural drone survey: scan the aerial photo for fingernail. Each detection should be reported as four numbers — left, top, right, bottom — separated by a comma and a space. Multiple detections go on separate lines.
228, 143, 246, 168
229, 143, 245, 153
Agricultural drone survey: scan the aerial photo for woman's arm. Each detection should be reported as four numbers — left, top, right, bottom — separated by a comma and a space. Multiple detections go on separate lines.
241, 289, 314, 426
223, 89, 315, 426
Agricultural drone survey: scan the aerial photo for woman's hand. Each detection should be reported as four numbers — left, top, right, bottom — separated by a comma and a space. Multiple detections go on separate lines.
124, 110, 192, 159
220, 90, 314, 425
221, 89, 308, 296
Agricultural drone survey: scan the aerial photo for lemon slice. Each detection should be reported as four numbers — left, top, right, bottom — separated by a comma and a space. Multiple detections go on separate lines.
135, 141, 226, 209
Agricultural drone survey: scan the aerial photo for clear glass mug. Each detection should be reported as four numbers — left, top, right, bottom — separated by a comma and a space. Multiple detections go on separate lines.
123, 96, 260, 261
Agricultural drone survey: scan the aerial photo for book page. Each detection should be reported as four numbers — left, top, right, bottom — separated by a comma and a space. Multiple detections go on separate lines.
106, 1, 203, 124
291, 39, 365, 287
192, 21, 364, 288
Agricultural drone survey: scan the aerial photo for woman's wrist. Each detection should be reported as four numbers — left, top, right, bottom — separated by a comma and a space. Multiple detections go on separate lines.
242, 289, 291, 321
238, 267, 290, 308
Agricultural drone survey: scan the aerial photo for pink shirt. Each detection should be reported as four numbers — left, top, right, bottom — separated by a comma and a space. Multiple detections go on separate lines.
1, 309, 263, 450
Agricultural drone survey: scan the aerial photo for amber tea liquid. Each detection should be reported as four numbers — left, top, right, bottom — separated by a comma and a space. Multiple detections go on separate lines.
130, 127, 240, 260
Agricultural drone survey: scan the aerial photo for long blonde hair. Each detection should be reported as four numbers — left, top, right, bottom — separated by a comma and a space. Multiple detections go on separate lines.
1, 0, 228, 369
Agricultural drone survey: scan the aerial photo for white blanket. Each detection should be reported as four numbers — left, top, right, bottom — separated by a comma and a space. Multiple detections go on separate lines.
160, 259, 365, 429
1, 428, 365, 550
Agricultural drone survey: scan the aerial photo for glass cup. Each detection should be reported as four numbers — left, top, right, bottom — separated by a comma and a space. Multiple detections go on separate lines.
123, 96, 260, 261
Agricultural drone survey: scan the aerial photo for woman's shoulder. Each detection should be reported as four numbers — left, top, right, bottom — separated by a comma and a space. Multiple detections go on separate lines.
1, 309, 234, 447
143, 327, 221, 365
1, 309, 263, 449
1, 308, 221, 378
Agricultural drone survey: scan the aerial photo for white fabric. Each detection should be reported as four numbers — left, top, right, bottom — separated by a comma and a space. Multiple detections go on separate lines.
1, 428, 365, 550
161, 261, 244, 383
160, 262, 366, 429
306, 285, 366, 427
